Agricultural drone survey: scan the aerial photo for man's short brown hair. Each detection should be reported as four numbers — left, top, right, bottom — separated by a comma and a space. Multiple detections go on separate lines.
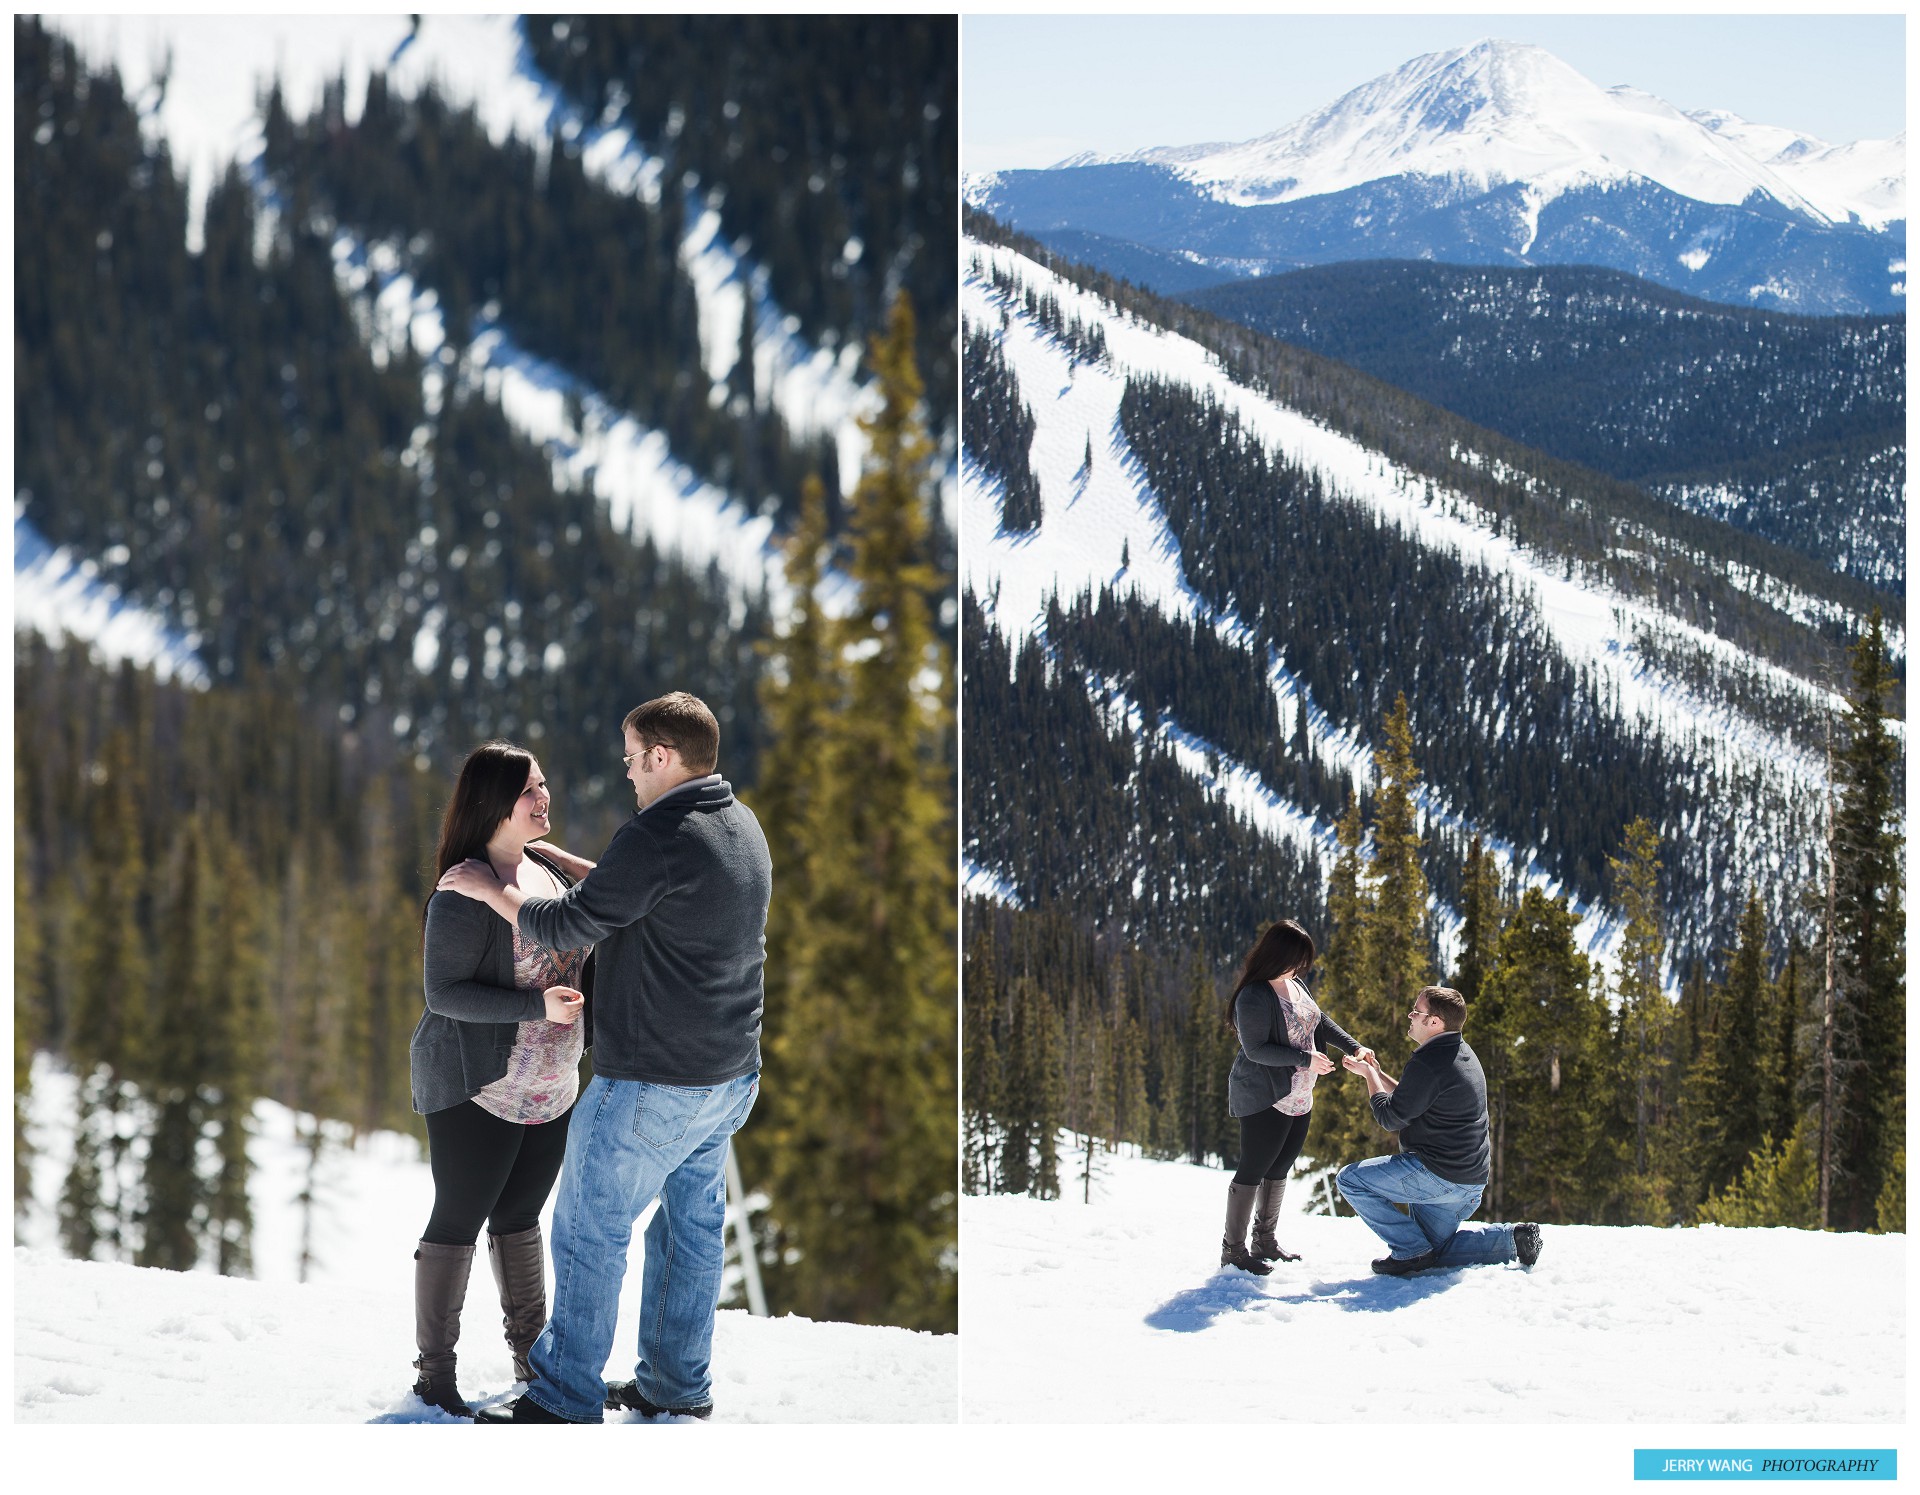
624, 692, 719, 774
1417, 985, 1467, 1032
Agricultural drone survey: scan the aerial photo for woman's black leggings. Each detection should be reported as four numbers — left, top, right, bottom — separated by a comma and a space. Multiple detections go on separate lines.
1232, 1107, 1313, 1187
421, 1099, 572, 1245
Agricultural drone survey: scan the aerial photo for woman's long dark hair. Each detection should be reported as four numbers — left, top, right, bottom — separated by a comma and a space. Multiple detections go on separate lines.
422, 740, 535, 938
1226, 918, 1316, 1024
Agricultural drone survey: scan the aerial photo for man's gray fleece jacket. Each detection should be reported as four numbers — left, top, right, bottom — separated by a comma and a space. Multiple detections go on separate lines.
517, 776, 771, 1088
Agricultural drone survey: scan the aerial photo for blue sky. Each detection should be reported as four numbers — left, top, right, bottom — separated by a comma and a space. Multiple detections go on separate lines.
963, 13, 1906, 173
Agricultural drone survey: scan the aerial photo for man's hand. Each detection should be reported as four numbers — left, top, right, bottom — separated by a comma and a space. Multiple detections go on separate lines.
542, 985, 584, 1025
1343, 1052, 1396, 1097
528, 841, 596, 881
1350, 1045, 1377, 1068
438, 859, 500, 899
436, 858, 527, 926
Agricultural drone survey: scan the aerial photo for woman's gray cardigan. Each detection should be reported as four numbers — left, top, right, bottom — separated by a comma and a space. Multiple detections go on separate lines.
409, 851, 594, 1115
1227, 981, 1363, 1118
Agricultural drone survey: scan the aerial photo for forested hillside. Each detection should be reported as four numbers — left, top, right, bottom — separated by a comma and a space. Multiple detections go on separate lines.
1192, 262, 1905, 593
15, 17, 956, 1333
527, 15, 957, 459
960, 215, 1904, 1239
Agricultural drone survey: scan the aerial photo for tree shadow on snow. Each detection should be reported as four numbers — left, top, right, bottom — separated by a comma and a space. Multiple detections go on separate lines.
1144, 1266, 1466, 1332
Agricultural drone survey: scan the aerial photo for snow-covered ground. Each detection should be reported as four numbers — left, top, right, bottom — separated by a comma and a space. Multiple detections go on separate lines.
16, 1058, 955, 1424
962, 1143, 1904, 1425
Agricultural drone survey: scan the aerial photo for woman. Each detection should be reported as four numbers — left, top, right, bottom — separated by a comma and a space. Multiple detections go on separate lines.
1221, 918, 1371, 1275
407, 741, 596, 1418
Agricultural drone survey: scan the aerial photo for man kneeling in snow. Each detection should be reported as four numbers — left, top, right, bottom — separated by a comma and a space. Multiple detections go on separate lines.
1336, 986, 1541, 1276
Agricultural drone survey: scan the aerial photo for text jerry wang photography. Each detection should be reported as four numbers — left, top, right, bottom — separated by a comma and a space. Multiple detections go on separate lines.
14, 12, 958, 1426
958, 12, 1905, 1429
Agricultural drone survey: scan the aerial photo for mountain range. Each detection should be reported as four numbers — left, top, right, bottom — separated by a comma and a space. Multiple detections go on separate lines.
968, 40, 1905, 314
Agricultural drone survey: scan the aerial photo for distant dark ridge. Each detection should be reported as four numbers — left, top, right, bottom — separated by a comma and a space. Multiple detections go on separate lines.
1189, 261, 1904, 594
964, 206, 1900, 714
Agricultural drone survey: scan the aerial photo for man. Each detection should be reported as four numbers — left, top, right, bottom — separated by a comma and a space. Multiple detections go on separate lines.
438, 691, 771, 1422
1336, 986, 1542, 1276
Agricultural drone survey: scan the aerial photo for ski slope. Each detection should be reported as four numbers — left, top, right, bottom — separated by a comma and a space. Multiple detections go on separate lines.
16, 1057, 956, 1425
960, 235, 1865, 976
962, 1143, 1904, 1425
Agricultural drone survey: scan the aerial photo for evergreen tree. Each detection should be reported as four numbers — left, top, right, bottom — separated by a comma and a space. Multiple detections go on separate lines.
1451, 834, 1504, 1007
139, 821, 210, 1271
1608, 817, 1678, 1223
1479, 888, 1606, 1222
202, 825, 263, 1275
1306, 793, 1373, 1212
64, 724, 152, 1259
1696, 1118, 1820, 1228
15, 820, 43, 1238
1369, 695, 1432, 1031
1694, 889, 1773, 1203
1826, 609, 1904, 1231
745, 298, 956, 1330
961, 913, 1003, 1194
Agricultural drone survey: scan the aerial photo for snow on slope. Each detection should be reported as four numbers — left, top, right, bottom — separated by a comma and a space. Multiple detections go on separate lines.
962, 238, 1851, 972
36, 13, 884, 611
1086, 41, 1834, 224
1690, 110, 1906, 229
16, 1058, 955, 1423
328, 233, 780, 612
12, 505, 207, 686
962, 1143, 1904, 1424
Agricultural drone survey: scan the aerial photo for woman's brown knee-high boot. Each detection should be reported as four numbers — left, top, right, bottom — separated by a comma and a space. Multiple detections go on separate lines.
487, 1225, 547, 1385
1250, 1178, 1301, 1262
1221, 1182, 1273, 1275
412, 1240, 476, 1417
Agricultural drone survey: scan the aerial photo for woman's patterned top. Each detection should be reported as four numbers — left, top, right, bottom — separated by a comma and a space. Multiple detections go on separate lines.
1272, 977, 1323, 1117
472, 867, 590, 1125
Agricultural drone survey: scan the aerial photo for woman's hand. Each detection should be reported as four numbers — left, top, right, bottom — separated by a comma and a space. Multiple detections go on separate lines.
1308, 1051, 1336, 1076
543, 985, 585, 1025
1351, 1046, 1376, 1068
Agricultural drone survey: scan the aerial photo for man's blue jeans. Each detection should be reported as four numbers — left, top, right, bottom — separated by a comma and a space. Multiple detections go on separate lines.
524, 1070, 759, 1422
1336, 1151, 1515, 1267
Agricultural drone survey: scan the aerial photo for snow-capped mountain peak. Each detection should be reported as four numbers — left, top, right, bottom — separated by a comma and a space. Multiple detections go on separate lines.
1092, 39, 1837, 224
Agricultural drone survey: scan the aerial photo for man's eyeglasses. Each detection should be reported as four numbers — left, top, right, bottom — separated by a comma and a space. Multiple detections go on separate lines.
622, 745, 656, 768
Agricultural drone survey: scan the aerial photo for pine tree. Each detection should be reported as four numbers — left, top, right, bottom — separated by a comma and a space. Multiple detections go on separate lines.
64, 725, 152, 1259
1306, 793, 1372, 1211
961, 913, 1003, 1194
1608, 816, 1678, 1223
1696, 1118, 1819, 1228
1826, 609, 1904, 1231
202, 824, 264, 1275
1451, 834, 1504, 1008
735, 471, 833, 1231
1368, 695, 1430, 1031
139, 821, 210, 1271
1479, 888, 1605, 1222
1694, 889, 1772, 1203
15, 821, 43, 1239
744, 296, 956, 1330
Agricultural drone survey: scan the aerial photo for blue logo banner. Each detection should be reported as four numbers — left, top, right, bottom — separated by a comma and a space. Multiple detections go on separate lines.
1635, 1451, 1896, 1482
